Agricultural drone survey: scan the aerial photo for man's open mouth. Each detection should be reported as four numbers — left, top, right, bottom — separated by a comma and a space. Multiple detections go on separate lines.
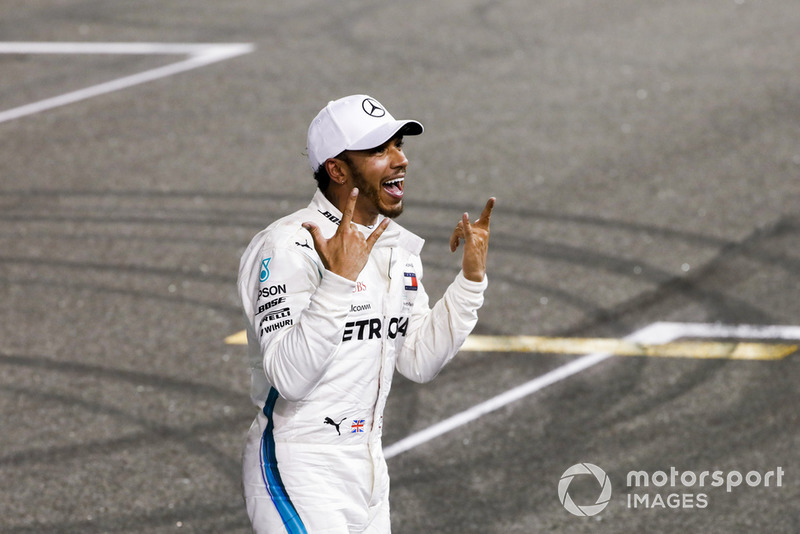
382, 177, 404, 199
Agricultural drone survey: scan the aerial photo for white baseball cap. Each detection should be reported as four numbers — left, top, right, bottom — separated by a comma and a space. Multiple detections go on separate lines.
307, 94, 423, 171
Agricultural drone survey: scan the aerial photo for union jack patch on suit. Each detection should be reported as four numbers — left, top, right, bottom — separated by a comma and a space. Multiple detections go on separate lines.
351, 420, 365, 433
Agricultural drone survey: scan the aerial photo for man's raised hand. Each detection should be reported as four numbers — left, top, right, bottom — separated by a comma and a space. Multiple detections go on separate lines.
450, 197, 495, 283
302, 188, 390, 281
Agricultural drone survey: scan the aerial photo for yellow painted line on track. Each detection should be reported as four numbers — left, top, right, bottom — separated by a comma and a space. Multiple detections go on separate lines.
461, 335, 797, 361
225, 330, 796, 360
225, 330, 248, 345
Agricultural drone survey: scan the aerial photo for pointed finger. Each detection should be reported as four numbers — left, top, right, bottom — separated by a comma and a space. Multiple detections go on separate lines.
450, 232, 460, 252
462, 212, 474, 240
476, 197, 495, 228
340, 188, 359, 229
450, 222, 464, 252
365, 218, 391, 250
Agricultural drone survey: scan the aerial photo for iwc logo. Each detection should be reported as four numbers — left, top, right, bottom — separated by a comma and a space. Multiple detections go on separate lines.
362, 98, 385, 117
558, 463, 612, 517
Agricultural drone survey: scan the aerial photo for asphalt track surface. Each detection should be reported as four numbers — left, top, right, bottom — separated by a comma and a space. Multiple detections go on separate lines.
1, 1, 798, 533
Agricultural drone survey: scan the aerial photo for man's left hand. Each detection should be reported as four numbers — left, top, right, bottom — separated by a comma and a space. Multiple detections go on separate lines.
450, 197, 495, 282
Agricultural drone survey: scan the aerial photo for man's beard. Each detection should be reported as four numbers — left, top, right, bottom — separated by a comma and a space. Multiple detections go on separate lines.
350, 164, 404, 219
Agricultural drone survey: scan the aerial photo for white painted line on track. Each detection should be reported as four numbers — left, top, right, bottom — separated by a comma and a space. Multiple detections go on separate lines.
384, 322, 678, 459
383, 322, 798, 459
646, 321, 800, 341
0, 42, 254, 124
384, 351, 615, 459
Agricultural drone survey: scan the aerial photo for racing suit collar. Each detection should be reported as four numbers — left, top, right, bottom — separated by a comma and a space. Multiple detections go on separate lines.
309, 190, 424, 255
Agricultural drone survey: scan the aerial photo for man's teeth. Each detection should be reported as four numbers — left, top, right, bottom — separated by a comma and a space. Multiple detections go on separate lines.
384, 178, 404, 187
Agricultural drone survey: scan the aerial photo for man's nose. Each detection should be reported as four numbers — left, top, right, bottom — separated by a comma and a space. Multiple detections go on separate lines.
389, 145, 408, 167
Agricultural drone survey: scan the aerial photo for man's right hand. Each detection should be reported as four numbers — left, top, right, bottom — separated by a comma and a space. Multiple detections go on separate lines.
302, 188, 390, 281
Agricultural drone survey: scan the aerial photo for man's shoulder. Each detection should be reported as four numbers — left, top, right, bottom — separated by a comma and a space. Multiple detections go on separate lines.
238, 195, 319, 262
247, 207, 315, 252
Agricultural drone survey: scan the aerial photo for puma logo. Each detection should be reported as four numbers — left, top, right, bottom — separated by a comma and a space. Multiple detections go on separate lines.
323, 417, 346, 435
295, 240, 312, 250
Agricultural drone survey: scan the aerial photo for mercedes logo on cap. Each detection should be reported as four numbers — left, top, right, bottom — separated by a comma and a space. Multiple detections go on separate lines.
362, 98, 386, 117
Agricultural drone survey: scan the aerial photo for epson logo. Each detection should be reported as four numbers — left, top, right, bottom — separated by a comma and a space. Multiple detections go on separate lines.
259, 284, 286, 300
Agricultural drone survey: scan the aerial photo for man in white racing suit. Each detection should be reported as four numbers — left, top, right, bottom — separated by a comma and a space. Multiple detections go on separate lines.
238, 94, 494, 533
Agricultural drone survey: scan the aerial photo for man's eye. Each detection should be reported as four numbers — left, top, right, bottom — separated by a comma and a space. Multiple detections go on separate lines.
368, 138, 402, 155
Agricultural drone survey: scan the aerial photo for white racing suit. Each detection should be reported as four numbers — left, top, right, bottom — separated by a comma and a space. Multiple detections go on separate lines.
238, 190, 487, 533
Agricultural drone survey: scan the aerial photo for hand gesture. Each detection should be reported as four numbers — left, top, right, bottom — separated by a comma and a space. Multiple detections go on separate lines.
450, 197, 495, 283
302, 188, 390, 281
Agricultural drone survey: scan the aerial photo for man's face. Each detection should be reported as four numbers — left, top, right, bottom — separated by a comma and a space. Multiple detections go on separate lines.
343, 136, 408, 220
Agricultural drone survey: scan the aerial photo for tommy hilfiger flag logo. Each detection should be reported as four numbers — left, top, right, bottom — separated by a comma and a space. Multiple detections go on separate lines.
404, 272, 418, 291
351, 420, 365, 433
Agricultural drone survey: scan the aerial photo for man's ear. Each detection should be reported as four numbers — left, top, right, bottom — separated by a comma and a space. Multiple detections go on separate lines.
325, 158, 348, 185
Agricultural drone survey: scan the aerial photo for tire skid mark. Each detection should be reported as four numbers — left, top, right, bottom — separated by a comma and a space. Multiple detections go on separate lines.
0, 276, 239, 314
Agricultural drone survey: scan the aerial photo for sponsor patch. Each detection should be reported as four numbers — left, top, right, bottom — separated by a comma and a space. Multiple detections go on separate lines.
318, 210, 341, 225
341, 316, 408, 341
257, 296, 286, 315
260, 258, 271, 282
349, 303, 372, 314
323, 417, 346, 435
259, 284, 286, 300
259, 307, 291, 328
260, 319, 292, 335
404, 271, 418, 291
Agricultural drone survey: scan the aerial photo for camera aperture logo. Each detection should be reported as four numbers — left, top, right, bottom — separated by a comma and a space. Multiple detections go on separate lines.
559, 463, 785, 516
558, 463, 612, 517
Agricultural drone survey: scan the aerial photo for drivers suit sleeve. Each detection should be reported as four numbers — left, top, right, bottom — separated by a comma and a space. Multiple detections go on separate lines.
395, 265, 487, 384
238, 229, 355, 402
